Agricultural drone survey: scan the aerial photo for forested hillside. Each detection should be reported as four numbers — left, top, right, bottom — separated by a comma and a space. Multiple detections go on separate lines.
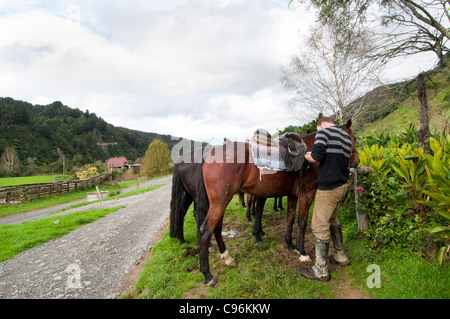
0, 97, 186, 176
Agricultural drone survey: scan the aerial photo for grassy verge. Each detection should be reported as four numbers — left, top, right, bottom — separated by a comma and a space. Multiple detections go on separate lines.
343, 236, 450, 299
0, 176, 168, 218
52, 184, 165, 214
130, 195, 449, 299
338, 199, 450, 299
0, 175, 67, 186
0, 188, 100, 218
130, 196, 333, 299
0, 207, 123, 262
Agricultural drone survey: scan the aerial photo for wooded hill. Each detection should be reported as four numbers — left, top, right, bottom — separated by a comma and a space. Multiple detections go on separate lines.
344, 63, 449, 136
282, 62, 449, 137
0, 97, 196, 175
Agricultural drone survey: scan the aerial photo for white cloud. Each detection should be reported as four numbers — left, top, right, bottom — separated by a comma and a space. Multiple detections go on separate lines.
0, 1, 437, 147
0, 0, 315, 146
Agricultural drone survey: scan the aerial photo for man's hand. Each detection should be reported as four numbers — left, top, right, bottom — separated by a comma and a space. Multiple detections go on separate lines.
305, 151, 317, 163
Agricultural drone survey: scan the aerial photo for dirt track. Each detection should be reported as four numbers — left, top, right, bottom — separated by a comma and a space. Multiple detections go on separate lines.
0, 176, 172, 299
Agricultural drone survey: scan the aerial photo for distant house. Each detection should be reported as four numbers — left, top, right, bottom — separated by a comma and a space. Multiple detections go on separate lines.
106, 157, 128, 171
128, 163, 143, 174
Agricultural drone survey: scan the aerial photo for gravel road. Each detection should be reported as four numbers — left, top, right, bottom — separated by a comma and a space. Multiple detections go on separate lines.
0, 176, 172, 299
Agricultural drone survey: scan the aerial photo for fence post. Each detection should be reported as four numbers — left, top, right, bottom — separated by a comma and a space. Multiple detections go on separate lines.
352, 166, 372, 233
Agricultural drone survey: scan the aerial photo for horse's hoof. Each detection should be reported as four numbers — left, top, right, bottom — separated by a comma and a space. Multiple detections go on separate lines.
254, 235, 263, 244
299, 254, 312, 262
221, 250, 236, 266
286, 244, 296, 251
255, 239, 264, 245
205, 278, 218, 287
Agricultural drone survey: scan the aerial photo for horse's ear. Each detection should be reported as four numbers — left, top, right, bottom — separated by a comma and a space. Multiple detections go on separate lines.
318, 113, 323, 120
345, 119, 352, 128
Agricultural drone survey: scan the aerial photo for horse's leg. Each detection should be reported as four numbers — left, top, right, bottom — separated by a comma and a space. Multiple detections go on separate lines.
252, 197, 266, 243
296, 188, 315, 262
239, 191, 246, 208
278, 196, 284, 210
273, 197, 279, 212
258, 198, 266, 237
284, 195, 297, 251
199, 203, 229, 286
213, 219, 236, 266
246, 194, 253, 222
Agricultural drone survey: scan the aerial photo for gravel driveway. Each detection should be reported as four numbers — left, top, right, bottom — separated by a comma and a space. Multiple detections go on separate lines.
0, 176, 172, 299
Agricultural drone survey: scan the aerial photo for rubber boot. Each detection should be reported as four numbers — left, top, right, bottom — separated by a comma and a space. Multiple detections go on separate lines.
300, 238, 331, 282
329, 225, 350, 266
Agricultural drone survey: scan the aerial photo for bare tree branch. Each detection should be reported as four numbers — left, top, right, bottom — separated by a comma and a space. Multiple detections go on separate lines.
281, 18, 384, 123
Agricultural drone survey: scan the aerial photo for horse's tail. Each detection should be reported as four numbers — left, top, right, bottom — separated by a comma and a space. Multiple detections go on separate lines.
169, 163, 192, 243
195, 165, 209, 231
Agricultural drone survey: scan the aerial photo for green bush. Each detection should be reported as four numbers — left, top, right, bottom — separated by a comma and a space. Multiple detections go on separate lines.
355, 130, 449, 262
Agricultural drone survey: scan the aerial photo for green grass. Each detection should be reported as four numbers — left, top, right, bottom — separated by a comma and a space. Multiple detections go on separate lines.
0, 176, 168, 218
0, 187, 100, 218
0, 175, 66, 186
344, 240, 450, 299
0, 207, 123, 262
131, 195, 449, 299
133, 197, 333, 299
337, 198, 450, 299
54, 184, 165, 214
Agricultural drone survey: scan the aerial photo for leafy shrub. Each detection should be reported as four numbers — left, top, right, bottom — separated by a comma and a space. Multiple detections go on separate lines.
76, 164, 98, 180
357, 174, 402, 223
355, 131, 449, 261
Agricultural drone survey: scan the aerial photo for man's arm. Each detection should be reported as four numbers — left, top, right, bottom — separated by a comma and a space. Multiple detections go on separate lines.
305, 152, 317, 163
306, 130, 327, 163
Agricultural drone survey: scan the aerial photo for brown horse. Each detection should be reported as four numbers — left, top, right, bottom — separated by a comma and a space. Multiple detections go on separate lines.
199, 120, 359, 286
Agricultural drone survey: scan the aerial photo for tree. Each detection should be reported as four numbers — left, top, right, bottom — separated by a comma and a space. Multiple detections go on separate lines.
1, 147, 20, 176
142, 139, 172, 177
296, 0, 450, 69
281, 16, 382, 123
417, 72, 431, 153
294, 0, 448, 151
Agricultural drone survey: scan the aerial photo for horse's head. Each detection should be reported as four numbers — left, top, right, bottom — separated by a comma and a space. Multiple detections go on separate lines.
340, 119, 359, 169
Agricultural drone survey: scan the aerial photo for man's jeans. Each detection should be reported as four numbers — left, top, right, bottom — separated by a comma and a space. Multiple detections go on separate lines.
311, 184, 348, 241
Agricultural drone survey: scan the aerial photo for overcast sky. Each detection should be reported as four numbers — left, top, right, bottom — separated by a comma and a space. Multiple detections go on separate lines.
0, 0, 438, 145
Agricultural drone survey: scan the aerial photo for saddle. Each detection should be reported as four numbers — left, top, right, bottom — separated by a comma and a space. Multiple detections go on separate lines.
250, 129, 307, 172
278, 132, 307, 172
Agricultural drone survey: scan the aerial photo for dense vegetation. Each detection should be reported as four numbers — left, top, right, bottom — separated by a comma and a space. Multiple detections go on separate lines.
0, 97, 182, 177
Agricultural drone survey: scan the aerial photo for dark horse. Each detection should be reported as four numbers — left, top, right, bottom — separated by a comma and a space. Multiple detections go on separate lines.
169, 147, 236, 266
169, 147, 209, 244
198, 120, 359, 286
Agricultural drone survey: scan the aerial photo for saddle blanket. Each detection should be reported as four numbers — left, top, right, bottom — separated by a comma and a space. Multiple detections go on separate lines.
249, 140, 287, 171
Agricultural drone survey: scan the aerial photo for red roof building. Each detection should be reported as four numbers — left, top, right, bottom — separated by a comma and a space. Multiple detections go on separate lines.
106, 157, 128, 171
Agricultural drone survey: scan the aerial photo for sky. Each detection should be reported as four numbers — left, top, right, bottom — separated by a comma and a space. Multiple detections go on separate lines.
0, 0, 439, 145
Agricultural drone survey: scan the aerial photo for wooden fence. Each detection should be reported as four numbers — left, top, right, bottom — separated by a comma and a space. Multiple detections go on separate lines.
0, 173, 112, 205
